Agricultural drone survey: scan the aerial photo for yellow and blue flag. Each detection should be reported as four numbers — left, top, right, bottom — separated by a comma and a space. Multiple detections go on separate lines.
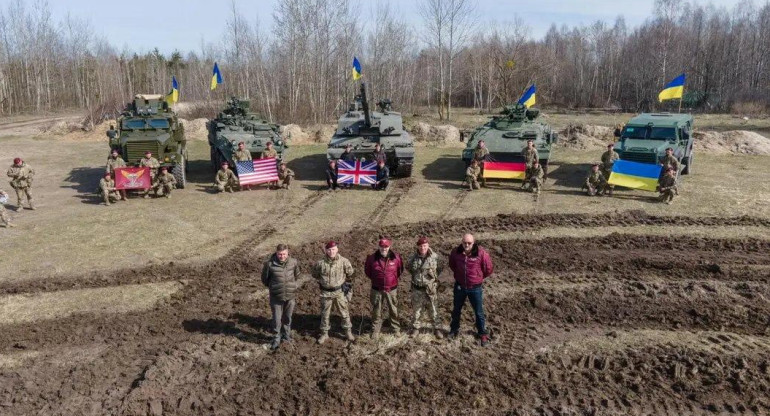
517, 84, 536, 108
165, 76, 179, 105
608, 160, 662, 192
211, 62, 223, 90
352, 57, 362, 80
658, 73, 685, 102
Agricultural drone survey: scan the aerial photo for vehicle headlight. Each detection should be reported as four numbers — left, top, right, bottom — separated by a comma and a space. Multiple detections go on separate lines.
276, 140, 283, 146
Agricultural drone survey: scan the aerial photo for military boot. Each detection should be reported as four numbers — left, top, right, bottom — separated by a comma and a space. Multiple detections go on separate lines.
345, 329, 355, 342
434, 328, 444, 339
28, 199, 36, 210
317, 332, 328, 344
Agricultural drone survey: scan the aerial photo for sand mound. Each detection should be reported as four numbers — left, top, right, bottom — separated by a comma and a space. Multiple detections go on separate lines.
180, 118, 209, 141
279, 124, 335, 145
557, 124, 614, 150
56, 120, 116, 142
411, 122, 463, 147
693, 130, 770, 155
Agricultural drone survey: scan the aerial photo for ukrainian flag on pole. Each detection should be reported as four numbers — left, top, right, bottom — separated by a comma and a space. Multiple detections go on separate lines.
352, 57, 362, 80
517, 84, 536, 108
165, 76, 179, 105
211, 62, 223, 90
658, 73, 685, 102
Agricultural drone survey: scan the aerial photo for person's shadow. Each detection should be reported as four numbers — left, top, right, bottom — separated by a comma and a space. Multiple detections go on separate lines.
63, 166, 107, 204
286, 153, 329, 190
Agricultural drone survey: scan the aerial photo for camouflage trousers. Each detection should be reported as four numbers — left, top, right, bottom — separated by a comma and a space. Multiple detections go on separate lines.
411, 285, 440, 329
371, 288, 400, 332
13, 186, 33, 207
601, 169, 615, 189
586, 183, 606, 196
659, 189, 676, 204
529, 177, 543, 194
216, 180, 238, 192
466, 175, 480, 190
280, 176, 292, 188
145, 184, 173, 197
101, 189, 121, 204
319, 289, 352, 333
0, 204, 10, 225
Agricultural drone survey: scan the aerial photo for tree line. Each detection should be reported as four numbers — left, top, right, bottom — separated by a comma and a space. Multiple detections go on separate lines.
1, 0, 769, 124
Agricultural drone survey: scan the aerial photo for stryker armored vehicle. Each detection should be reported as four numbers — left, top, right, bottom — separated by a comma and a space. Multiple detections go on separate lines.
327, 83, 414, 177
208, 97, 284, 171
461, 103, 558, 176
614, 113, 694, 175
109, 94, 188, 187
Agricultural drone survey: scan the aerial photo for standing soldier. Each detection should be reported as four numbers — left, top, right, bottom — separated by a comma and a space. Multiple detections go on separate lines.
139, 151, 160, 182
658, 167, 678, 204
407, 237, 443, 338
7, 158, 35, 211
364, 238, 404, 338
585, 163, 607, 196
473, 140, 490, 187
465, 159, 481, 191
325, 160, 339, 191
234, 141, 253, 190
613, 124, 623, 138
106, 124, 118, 141
371, 143, 387, 165
277, 162, 294, 190
260, 142, 279, 189
261, 244, 300, 350
448, 233, 494, 347
215, 161, 238, 193
312, 241, 356, 344
0, 188, 14, 227
99, 172, 121, 206
600, 143, 619, 195
660, 147, 680, 173
373, 160, 389, 190
525, 160, 545, 196
145, 166, 176, 198
106, 150, 128, 201
521, 139, 539, 168
340, 144, 355, 162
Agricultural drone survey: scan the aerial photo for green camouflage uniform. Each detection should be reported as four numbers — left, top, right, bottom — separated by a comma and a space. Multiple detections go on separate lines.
7, 162, 35, 210
466, 165, 481, 190
278, 166, 294, 189
600, 150, 619, 188
525, 165, 545, 194
139, 156, 161, 180
311, 254, 355, 333
99, 177, 120, 205
473, 147, 489, 186
585, 170, 607, 196
522, 146, 539, 168
105, 156, 126, 175
658, 174, 678, 204
660, 154, 679, 173
407, 249, 443, 331
234, 149, 252, 161
215, 168, 238, 192
0, 189, 11, 226
147, 171, 176, 198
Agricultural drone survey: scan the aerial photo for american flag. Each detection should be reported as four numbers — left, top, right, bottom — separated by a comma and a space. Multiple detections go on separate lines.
338, 159, 377, 185
236, 158, 279, 185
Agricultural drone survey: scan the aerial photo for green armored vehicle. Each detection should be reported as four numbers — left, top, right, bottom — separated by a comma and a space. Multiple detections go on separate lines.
208, 97, 284, 170
615, 113, 694, 175
109, 94, 188, 187
327, 83, 414, 177
462, 103, 558, 175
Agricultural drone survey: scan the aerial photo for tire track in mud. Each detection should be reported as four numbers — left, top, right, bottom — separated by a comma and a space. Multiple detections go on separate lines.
439, 188, 470, 221
359, 178, 415, 226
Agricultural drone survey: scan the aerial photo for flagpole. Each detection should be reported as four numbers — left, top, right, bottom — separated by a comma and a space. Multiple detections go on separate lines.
678, 97, 682, 114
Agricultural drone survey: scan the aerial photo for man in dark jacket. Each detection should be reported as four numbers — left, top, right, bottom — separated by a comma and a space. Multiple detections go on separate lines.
372, 160, 389, 190
448, 233, 494, 346
364, 237, 404, 338
325, 160, 339, 190
262, 244, 301, 350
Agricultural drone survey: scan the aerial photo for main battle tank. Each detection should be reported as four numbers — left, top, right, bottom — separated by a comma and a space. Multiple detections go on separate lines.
208, 97, 285, 170
109, 94, 188, 187
461, 103, 558, 177
327, 83, 414, 177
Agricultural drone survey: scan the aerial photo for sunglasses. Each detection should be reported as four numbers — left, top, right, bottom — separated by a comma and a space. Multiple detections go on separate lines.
462, 241, 473, 245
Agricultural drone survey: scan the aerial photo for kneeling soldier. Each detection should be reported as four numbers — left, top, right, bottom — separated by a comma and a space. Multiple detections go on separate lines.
525, 160, 545, 195
147, 166, 176, 198
215, 162, 238, 193
585, 163, 607, 196
278, 162, 294, 189
99, 172, 121, 205
658, 167, 678, 204
466, 159, 481, 191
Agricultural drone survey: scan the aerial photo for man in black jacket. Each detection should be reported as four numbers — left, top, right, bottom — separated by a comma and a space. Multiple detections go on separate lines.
373, 160, 389, 190
262, 244, 301, 350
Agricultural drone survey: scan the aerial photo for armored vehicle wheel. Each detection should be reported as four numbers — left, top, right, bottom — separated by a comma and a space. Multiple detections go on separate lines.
682, 153, 693, 175
173, 158, 187, 189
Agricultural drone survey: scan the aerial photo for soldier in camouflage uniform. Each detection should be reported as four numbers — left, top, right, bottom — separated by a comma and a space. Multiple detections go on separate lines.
521, 139, 539, 168
407, 237, 443, 338
139, 151, 161, 181
585, 163, 607, 196
660, 147, 680, 173
0, 188, 14, 227
524, 160, 545, 196
99, 172, 121, 206
473, 140, 490, 187
260, 142, 279, 189
145, 166, 176, 198
657, 167, 678, 204
600, 143, 619, 195
277, 162, 294, 189
465, 159, 481, 191
105, 150, 128, 200
234, 141, 253, 190
7, 158, 35, 211
311, 241, 356, 344
215, 161, 238, 193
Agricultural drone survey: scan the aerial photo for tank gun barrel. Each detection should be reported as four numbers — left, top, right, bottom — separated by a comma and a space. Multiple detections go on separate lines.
360, 83, 372, 128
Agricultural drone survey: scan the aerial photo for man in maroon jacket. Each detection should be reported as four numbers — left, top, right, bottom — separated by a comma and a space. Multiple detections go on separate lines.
448, 233, 494, 346
364, 237, 404, 338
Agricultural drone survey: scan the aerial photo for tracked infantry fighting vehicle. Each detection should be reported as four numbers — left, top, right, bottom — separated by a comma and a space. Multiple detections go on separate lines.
208, 97, 284, 170
109, 94, 188, 187
327, 83, 414, 177
615, 113, 694, 175
462, 103, 557, 176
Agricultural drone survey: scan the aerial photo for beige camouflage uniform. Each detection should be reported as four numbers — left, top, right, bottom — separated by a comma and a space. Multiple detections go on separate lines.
7, 162, 35, 210
99, 177, 121, 205
660, 154, 680, 173
465, 165, 481, 190
215, 168, 238, 192
278, 166, 294, 189
407, 249, 443, 331
585, 170, 607, 196
106, 155, 126, 175
525, 164, 545, 194
139, 156, 161, 181
311, 254, 355, 335
0, 189, 13, 227
146, 171, 176, 198
234, 148, 252, 161
522, 146, 539, 168
601, 149, 619, 191
658, 174, 678, 204
473, 146, 489, 186
260, 148, 279, 187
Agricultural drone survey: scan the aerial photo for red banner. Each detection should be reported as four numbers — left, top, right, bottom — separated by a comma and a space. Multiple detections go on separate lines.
114, 167, 151, 190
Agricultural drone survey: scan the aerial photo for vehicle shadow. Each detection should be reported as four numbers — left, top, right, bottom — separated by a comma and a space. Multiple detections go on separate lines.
63, 166, 106, 204
287, 153, 331, 190
186, 159, 215, 184
422, 156, 466, 189
547, 161, 592, 188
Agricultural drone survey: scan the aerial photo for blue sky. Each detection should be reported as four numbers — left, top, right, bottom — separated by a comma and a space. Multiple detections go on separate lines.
1, 0, 746, 54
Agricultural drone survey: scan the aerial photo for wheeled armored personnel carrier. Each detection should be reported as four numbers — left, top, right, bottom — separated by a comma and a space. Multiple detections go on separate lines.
109, 94, 188, 187
461, 103, 558, 176
614, 113, 694, 175
327, 83, 414, 177
208, 97, 284, 170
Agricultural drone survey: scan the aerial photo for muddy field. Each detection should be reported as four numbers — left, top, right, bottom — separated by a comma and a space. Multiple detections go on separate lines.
1, 210, 770, 415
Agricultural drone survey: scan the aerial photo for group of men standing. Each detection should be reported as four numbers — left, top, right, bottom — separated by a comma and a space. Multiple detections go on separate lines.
1, 157, 36, 227
260, 233, 494, 351
325, 143, 390, 191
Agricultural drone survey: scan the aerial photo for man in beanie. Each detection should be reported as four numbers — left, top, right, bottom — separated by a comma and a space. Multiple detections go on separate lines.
311, 241, 356, 344
448, 233, 494, 347
262, 244, 300, 350
364, 237, 404, 338
406, 237, 443, 338
7, 157, 35, 211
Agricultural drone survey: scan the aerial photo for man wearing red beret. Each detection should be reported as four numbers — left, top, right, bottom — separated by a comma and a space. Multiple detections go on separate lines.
406, 237, 443, 338
364, 237, 404, 338
311, 241, 356, 344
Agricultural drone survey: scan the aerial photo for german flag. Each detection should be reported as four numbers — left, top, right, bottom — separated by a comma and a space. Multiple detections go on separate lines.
483, 161, 526, 180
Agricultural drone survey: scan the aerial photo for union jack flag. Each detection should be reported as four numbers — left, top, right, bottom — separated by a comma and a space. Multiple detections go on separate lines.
236, 158, 279, 185
337, 159, 377, 185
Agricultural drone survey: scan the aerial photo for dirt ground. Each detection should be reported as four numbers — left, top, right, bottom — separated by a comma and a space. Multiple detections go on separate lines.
2, 112, 770, 415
